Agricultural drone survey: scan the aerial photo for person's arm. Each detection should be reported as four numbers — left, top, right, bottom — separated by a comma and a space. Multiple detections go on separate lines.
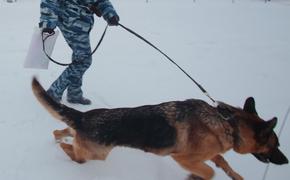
91, 0, 119, 25
39, 0, 59, 29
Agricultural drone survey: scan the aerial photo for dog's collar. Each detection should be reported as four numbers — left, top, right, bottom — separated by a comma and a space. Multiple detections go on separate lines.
216, 103, 234, 120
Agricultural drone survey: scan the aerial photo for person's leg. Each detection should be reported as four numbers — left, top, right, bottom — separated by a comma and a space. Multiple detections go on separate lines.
47, 31, 92, 104
66, 33, 92, 104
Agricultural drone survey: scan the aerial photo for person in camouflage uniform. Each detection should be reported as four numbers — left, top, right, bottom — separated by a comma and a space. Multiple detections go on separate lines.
39, 0, 119, 105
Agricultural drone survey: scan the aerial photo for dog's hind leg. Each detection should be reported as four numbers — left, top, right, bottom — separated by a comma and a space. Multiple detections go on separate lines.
76, 137, 113, 161
60, 142, 86, 163
172, 155, 214, 180
59, 133, 112, 163
211, 155, 243, 180
59, 133, 88, 163
59, 136, 88, 164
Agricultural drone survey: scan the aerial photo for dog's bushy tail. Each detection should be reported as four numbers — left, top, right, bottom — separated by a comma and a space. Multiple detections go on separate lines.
32, 77, 82, 129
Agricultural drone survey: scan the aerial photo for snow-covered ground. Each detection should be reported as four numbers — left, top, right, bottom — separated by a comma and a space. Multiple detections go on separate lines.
0, 0, 289, 179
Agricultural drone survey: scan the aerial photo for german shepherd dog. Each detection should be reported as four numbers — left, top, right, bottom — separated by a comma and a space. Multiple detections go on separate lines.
32, 77, 288, 180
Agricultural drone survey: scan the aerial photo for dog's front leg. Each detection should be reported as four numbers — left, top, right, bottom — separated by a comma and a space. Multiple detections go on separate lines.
172, 155, 214, 180
211, 155, 243, 180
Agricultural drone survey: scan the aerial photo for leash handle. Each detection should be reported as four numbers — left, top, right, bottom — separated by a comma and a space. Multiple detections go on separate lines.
118, 23, 216, 103
42, 31, 71, 66
42, 25, 109, 67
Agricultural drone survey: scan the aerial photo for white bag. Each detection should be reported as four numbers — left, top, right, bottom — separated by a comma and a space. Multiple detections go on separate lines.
24, 27, 59, 69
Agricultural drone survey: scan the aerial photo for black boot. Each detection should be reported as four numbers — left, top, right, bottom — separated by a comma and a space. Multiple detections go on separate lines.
67, 96, 91, 105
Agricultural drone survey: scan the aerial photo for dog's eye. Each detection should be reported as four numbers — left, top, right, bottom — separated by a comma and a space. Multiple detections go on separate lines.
265, 134, 279, 149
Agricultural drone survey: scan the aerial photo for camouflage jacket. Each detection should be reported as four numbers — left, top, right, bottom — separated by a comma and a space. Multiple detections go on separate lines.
39, 0, 118, 32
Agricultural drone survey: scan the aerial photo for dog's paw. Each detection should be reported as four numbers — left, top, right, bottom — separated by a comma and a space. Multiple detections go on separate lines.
55, 138, 62, 143
226, 169, 243, 180
187, 174, 204, 180
53, 130, 63, 142
54, 136, 72, 144
231, 173, 243, 180
53, 129, 73, 144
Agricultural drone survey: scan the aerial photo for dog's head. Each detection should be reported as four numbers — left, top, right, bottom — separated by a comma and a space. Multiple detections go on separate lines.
223, 97, 288, 165
243, 97, 288, 165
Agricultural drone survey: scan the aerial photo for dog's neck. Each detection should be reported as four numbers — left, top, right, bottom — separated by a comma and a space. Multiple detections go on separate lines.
216, 105, 242, 149
227, 118, 241, 148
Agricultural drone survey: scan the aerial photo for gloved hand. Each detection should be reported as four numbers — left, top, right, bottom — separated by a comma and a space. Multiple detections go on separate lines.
90, 5, 102, 17
42, 28, 55, 35
107, 15, 119, 26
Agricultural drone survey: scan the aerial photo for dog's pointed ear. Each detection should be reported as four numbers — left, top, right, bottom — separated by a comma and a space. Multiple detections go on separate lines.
265, 117, 278, 131
243, 97, 258, 115
259, 117, 278, 136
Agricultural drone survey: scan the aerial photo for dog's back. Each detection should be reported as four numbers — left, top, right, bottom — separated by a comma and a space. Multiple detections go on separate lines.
80, 105, 177, 149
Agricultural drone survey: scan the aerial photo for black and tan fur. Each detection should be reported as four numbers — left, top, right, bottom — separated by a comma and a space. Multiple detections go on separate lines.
32, 77, 288, 180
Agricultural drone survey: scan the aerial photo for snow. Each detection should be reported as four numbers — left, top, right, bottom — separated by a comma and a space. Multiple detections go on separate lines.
0, 0, 290, 179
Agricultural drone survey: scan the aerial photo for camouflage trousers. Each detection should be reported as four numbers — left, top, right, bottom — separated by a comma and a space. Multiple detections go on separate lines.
47, 24, 92, 101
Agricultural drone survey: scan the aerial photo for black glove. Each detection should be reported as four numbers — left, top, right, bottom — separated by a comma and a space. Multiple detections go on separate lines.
42, 28, 55, 35
107, 15, 119, 26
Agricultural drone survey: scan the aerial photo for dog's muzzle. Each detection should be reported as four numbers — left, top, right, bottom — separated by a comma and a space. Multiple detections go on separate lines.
252, 148, 288, 165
